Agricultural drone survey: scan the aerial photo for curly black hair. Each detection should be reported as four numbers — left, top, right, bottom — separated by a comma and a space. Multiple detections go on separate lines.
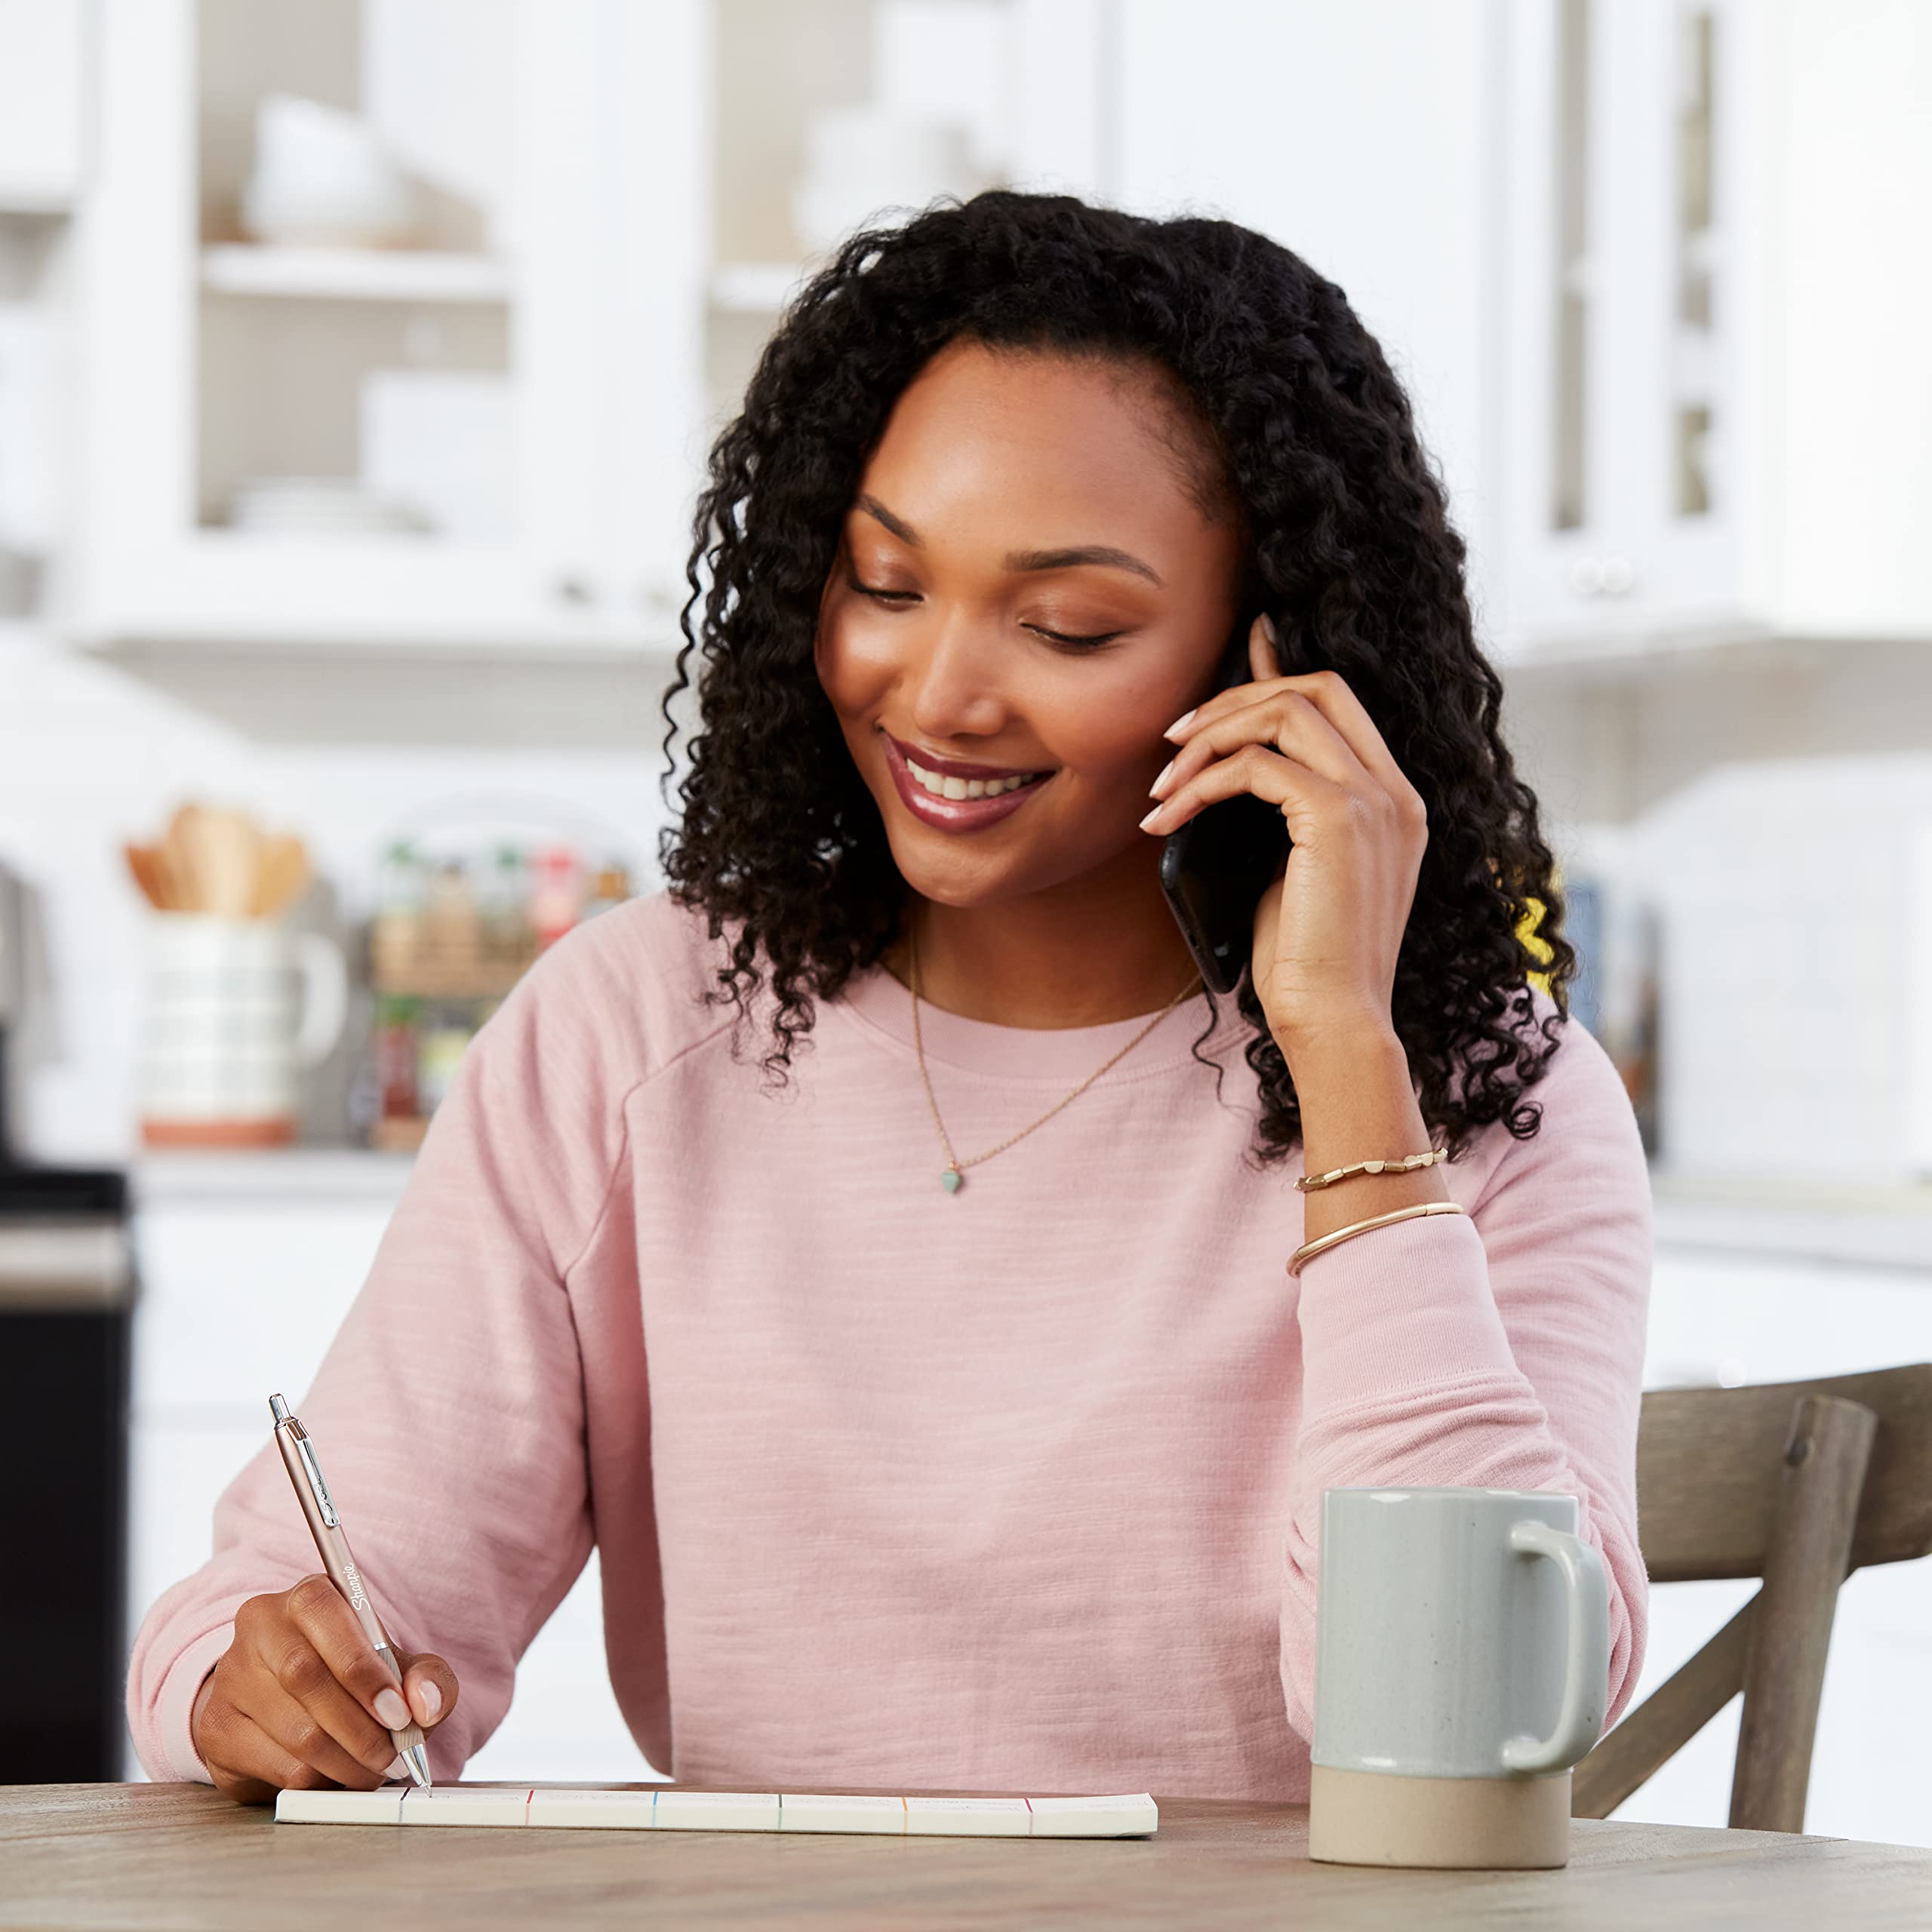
655, 188, 1575, 1168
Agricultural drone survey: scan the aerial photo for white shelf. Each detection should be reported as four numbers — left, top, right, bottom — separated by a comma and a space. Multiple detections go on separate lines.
79, 586, 673, 654
0, 192, 70, 218
85, 633, 684, 749
200, 245, 513, 303
109, 1151, 1932, 1272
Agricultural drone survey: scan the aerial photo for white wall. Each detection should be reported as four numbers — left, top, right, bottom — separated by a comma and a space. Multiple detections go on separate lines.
1635, 752, 1932, 1184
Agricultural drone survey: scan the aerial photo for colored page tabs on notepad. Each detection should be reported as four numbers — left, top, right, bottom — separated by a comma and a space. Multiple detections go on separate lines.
651, 1790, 782, 1831
270, 1783, 1160, 1837
524, 1788, 661, 1828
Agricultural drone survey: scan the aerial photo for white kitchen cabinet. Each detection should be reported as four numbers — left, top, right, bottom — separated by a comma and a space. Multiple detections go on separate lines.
459, 1549, 646, 1785
125, 1155, 650, 1783
1111, 0, 1735, 657
1497, 0, 1737, 650
0, 0, 86, 209
127, 1414, 291, 1673
1112, 0, 1504, 638
0, 0, 84, 617
63, 0, 1106, 666
1119, 2, 1932, 666
71, 0, 704, 654
1495, 0, 1932, 658
36, 2, 1932, 683
1618, 1246, 1932, 1847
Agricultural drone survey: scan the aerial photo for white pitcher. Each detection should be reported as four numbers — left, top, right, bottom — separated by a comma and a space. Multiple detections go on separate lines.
139, 914, 347, 1146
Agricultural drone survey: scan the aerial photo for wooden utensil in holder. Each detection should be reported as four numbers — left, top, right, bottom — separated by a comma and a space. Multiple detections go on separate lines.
126, 802, 338, 1148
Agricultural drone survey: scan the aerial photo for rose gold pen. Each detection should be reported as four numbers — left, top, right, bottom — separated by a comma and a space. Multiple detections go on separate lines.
269, 1392, 432, 1788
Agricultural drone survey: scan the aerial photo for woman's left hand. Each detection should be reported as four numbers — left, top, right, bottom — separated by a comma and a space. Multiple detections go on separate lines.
1140, 614, 1429, 1063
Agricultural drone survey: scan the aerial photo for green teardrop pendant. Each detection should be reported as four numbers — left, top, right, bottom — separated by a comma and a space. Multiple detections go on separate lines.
940, 1168, 962, 1194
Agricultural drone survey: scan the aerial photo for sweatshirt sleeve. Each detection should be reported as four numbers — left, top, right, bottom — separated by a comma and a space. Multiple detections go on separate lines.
1275, 1001, 1653, 1748
125, 917, 642, 1784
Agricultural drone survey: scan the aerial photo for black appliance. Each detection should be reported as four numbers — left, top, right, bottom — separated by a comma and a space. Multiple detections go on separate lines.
0, 861, 135, 1780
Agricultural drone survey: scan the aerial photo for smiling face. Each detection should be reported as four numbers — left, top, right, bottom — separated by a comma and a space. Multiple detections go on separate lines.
815, 337, 1247, 931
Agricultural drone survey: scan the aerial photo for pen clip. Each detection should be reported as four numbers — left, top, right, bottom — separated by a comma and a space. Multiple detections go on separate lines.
272, 1395, 341, 1530
296, 1434, 341, 1527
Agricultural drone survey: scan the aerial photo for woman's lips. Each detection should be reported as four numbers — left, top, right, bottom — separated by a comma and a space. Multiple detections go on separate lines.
881, 732, 1055, 833
884, 732, 1042, 781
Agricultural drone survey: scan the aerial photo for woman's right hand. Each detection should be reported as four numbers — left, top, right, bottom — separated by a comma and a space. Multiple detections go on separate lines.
189, 1573, 459, 1805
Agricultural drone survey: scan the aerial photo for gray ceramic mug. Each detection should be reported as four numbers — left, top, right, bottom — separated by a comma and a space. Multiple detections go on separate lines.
1308, 1485, 1611, 1869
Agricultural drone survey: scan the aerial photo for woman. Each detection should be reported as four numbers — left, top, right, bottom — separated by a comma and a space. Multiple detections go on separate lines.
129, 190, 1651, 1804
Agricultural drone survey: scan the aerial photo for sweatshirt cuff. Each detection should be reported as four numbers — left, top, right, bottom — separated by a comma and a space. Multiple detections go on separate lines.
1294, 1210, 1518, 1414
149, 1624, 236, 1784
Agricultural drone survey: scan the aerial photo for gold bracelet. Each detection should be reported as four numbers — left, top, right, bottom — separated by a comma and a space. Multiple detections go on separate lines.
1287, 1199, 1466, 1277
1295, 1147, 1447, 1192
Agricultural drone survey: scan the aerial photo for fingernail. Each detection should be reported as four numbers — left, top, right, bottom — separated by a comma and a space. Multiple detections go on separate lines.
375, 1688, 409, 1730
1163, 709, 1195, 740
1260, 613, 1279, 645
415, 1680, 442, 1724
1139, 804, 1165, 831
1149, 758, 1175, 797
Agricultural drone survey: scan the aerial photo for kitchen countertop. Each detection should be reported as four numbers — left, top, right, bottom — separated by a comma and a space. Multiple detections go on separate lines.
132, 1148, 417, 1206
123, 1152, 1932, 1273
1651, 1171, 1932, 1272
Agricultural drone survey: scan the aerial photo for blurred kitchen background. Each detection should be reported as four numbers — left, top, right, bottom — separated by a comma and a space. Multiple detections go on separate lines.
2, 0, 1929, 1842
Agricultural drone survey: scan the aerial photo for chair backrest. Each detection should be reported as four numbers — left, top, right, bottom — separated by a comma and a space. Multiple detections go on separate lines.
1574, 1362, 1932, 1833
1635, 1364, 1932, 1582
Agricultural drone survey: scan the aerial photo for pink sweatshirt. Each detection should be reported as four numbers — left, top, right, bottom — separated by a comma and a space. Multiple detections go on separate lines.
127, 888, 1652, 1798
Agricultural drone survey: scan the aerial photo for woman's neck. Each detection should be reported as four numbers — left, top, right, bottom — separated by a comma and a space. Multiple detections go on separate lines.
878, 885, 1204, 1029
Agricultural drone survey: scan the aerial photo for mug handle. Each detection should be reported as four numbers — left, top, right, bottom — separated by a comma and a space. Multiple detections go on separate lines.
1501, 1518, 1611, 1774
291, 932, 349, 1070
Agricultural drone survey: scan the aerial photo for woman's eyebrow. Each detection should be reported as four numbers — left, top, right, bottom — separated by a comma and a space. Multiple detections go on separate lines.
855, 494, 1164, 586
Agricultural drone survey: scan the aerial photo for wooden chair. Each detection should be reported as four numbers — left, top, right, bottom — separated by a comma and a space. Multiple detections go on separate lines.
1573, 1363, 1932, 1832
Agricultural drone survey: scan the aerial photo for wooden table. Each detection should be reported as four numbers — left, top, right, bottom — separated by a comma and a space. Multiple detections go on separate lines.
5, 1781, 1931, 1930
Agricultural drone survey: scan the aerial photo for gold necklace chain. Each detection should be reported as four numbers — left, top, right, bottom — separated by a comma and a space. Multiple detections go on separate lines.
909, 918, 1204, 1194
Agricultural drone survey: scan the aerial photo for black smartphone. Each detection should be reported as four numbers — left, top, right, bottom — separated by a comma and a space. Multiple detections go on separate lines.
1157, 614, 1293, 995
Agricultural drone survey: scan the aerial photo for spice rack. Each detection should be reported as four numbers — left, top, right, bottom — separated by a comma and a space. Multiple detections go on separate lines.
362, 838, 630, 1152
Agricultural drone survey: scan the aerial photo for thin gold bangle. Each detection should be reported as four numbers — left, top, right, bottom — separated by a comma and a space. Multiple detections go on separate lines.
1287, 1199, 1466, 1278
1296, 1147, 1447, 1192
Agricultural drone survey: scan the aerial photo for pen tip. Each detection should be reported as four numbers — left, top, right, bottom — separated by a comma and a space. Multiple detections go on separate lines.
402, 1743, 432, 1789
269, 1393, 291, 1425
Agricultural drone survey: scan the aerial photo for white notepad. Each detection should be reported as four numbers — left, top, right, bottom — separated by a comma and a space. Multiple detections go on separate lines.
274, 1783, 1158, 1838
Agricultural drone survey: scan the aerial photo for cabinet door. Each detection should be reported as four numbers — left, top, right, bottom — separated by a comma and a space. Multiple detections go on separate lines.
131, 1200, 391, 1413
72, 0, 694, 651
1497, 0, 1740, 653
595, 0, 708, 626
125, 1417, 269, 1678
458, 1552, 654, 1783
125, 1422, 648, 1783
0, 0, 85, 205
1112, 1, 1500, 623
125, 1191, 646, 1783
